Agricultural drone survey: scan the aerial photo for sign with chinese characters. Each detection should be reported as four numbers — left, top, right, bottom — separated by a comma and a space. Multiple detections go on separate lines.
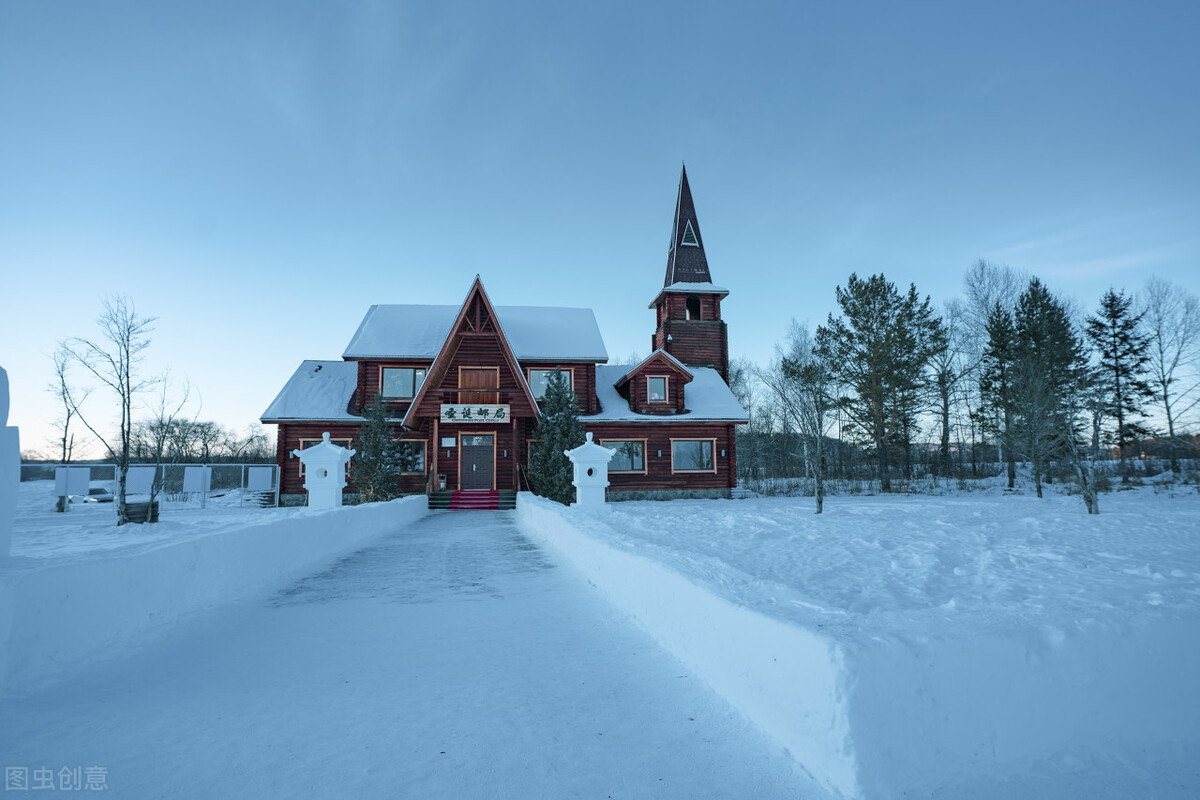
440, 404, 509, 423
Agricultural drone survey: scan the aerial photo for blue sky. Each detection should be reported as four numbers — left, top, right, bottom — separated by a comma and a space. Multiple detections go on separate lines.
2, 1, 1198, 457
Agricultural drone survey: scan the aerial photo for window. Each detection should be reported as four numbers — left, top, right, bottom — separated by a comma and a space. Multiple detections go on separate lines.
681, 219, 699, 246
528, 368, 572, 400
603, 440, 645, 473
297, 437, 353, 477
686, 296, 701, 320
397, 441, 425, 473
647, 376, 668, 403
381, 367, 426, 399
672, 439, 715, 472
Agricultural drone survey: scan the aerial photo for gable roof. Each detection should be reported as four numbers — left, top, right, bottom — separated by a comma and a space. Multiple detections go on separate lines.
615, 349, 694, 390
261, 361, 361, 422
591, 365, 748, 423
664, 164, 713, 287
342, 304, 608, 361
401, 277, 541, 428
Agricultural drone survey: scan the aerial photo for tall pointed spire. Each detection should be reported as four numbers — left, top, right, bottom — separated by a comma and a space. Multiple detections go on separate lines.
664, 164, 712, 287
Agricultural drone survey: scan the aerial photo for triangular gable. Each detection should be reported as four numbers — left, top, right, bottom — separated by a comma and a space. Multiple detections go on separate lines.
402, 276, 541, 428
615, 349, 694, 391
681, 219, 698, 246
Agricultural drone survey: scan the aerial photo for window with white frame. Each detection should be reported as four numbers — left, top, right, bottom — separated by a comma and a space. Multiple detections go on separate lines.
647, 376, 668, 403
528, 368, 572, 400
397, 440, 426, 473
671, 439, 714, 472
381, 367, 426, 399
603, 440, 645, 472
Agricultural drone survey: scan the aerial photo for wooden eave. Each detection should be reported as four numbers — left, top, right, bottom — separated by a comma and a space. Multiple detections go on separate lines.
401, 276, 541, 428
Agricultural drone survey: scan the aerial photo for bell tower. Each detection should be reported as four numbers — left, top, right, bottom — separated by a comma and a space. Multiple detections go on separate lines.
650, 165, 730, 383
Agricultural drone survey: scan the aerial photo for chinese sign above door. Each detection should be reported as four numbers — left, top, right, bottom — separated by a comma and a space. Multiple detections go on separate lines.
440, 404, 509, 423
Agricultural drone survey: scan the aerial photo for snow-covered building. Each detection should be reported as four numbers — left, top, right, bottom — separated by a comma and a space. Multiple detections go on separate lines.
262, 167, 747, 504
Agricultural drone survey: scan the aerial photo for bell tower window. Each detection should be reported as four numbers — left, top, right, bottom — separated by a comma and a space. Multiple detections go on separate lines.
685, 296, 701, 320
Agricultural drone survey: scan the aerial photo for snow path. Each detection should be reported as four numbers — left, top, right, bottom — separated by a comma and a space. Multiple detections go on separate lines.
0, 511, 822, 799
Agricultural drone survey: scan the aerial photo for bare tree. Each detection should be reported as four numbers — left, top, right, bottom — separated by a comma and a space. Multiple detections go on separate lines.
48, 346, 91, 511
1139, 276, 1200, 473
60, 297, 157, 525
759, 322, 835, 512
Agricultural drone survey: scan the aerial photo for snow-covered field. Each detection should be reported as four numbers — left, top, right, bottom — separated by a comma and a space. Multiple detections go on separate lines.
4, 479, 1199, 798
520, 488, 1200, 798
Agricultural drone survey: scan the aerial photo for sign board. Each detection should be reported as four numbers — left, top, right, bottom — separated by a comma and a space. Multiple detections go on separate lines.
182, 466, 211, 494
54, 467, 90, 497
247, 466, 274, 491
126, 466, 156, 495
440, 437, 457, 448
439, 404, 509, 423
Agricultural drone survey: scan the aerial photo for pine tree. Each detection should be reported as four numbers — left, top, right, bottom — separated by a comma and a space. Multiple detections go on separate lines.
527, 368, 585, 505
350, 394, 414, 503
1010, 279, 1088, 498
978, 303, 1018, 488
1086, 288, 1153, 482
815, 273, 946, 491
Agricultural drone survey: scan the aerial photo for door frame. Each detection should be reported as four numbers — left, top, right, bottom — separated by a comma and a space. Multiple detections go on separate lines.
457, 430, 497, 490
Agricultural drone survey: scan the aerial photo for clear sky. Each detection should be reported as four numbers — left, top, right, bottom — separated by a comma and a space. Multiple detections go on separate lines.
2, 1, 1198, 458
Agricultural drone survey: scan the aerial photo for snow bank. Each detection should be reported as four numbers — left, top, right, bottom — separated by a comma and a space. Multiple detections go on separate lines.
517, 494, 860, 798
517, 493, 1200, 799
0, 496, 427, 695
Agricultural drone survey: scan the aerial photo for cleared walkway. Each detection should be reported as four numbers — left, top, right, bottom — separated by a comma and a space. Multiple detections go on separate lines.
0, 511, 823, 798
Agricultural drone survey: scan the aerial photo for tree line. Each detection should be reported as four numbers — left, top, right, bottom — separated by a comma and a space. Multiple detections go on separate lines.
738, 263, 1200, 514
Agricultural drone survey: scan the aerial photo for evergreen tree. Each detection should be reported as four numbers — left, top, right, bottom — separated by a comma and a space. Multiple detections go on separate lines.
527, 369, 584, 505
1085, 288, 1153, 482
978, 303, 1018, 488
350, 393, 414, 503
1010, 279, 1087, 498
815, 273, 946, 491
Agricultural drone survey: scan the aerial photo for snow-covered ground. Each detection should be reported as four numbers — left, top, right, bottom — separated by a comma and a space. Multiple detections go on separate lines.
519, 489, 1200, 798
10, 479, 284, 562
0, 512, 821, 798
5, 478, 1199, 797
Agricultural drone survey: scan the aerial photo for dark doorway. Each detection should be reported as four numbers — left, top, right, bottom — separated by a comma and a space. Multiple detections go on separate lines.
460, 434, 495, 489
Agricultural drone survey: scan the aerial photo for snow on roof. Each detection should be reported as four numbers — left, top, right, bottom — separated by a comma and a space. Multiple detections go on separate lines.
616, 349, 693, 386
648, 282, 730, 307
590, 365, 748, 423
342, 304, 609, 361
261, 361, 360, 422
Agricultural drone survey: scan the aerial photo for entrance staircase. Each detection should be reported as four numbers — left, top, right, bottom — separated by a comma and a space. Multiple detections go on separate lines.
428, 490, 517, 511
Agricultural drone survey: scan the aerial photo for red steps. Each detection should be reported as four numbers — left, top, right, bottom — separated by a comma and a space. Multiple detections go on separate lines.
448, 490, 500, 510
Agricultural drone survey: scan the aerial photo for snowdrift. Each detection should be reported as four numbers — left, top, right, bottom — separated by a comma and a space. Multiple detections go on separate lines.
517, 492, 1200, 799
0, 496, 427, 695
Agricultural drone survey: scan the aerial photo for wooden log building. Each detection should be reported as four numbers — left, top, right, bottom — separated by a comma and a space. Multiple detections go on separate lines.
262, 166, 748, 504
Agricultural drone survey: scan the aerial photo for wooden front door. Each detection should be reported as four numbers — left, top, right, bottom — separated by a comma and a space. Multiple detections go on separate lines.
459, 367, 499, 404
460, 434, 495, 490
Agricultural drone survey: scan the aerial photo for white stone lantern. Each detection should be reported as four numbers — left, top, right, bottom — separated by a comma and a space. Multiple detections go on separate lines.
291, 432, 356, 510
0, 366, 18, 559
563, 432, 616, 510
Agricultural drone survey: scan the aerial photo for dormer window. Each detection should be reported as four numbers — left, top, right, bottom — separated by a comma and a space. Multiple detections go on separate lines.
647, 376, 668, 403
686, 296, 701, 320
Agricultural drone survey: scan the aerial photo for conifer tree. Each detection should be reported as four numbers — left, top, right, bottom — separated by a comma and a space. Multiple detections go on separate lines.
350, 393, 413, 503
1010, 279, 1087, 498
528, 369, 585, 505
1086, 288, 1153, 482
979, 303, 1018, 488
815, 273, 946, 491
